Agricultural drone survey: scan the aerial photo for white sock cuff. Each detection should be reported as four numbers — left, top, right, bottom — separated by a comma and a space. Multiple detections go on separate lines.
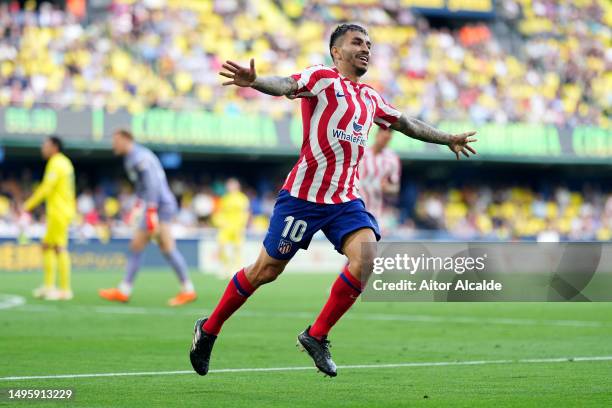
182, 281, 195, 293
119, 282, 133, 296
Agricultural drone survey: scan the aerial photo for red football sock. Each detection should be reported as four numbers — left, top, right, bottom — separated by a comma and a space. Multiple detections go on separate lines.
203, 268, 255, 335
309, 266, 362, 339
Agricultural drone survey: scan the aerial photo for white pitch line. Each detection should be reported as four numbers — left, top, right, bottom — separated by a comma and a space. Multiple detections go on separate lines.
0, 294, 25, 310
1, 356, 611, 381
6, 303, 610, 328
355, 313, 608, 328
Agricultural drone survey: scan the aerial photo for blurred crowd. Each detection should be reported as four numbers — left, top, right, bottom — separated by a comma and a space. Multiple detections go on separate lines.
412, 185, 612, 241
0, 0, 609, 127
0, 173, 276, 240
1, 173, 611, 242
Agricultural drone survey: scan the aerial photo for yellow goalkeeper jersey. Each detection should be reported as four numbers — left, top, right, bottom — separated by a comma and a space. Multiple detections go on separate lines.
217, 191, 250, 229
24, 152, 76, 221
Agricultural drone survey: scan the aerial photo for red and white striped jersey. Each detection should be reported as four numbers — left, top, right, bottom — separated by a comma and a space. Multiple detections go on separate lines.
282, 65, 401, 204
358, 147, 401, 220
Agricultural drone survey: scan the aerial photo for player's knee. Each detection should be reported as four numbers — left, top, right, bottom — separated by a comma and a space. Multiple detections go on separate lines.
129, 242, 145, 253
247, 263, 284, 287
159, 242, 174, 254
131, 237, 148, 252
157, 227, 175, 253
348, 249, 376, 280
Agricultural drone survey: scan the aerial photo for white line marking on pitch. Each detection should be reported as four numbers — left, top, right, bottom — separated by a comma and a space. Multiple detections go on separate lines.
6, 303, 610, 328
0, 294, 25, 310
1, 356, 611, 381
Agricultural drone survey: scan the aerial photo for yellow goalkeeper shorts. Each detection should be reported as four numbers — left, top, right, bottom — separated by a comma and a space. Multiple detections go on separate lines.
43, 215, 71, 248
218, 227, 245, 245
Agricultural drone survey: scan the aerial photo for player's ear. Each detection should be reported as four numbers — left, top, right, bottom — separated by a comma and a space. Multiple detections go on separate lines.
331, 45, 341, 62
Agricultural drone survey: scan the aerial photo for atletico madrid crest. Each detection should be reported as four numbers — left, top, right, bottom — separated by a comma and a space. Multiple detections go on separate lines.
278, 239, 293, 255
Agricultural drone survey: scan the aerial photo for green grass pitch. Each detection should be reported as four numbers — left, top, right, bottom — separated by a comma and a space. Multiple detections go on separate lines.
1, 269, 611, 407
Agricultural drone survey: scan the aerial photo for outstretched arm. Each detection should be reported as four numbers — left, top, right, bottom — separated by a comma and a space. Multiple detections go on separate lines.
391, 114, 478, 160
219, 59, 297, 97
23, 169, 59, 211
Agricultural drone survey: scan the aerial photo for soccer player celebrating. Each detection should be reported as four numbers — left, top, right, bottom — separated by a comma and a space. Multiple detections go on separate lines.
190, 23, 477, 377
99, 130, 197, 306
23, 136, 76, 301
214, 178, 250, 278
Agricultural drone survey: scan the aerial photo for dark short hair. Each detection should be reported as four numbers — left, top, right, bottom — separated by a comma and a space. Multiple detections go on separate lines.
47, 135, 63, 152
329, 23, 368, 61
114, 129, 134, 140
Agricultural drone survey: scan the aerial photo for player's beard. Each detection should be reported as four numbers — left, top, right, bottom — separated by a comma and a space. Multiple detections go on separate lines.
352, 55, 368, 77
355, 65, 367, 77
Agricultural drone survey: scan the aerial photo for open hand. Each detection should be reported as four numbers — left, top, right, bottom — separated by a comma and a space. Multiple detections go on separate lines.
219, 59, 257, 87
448, 131, 478, 160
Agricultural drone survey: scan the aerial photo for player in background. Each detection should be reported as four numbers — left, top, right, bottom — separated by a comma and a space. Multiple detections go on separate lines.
334, 127, 401, 279
99, 130, 197, 306
214, 178, 250, 278
358, 127, 401, 229
190, 23, 477, 377
23, 136, 76, 300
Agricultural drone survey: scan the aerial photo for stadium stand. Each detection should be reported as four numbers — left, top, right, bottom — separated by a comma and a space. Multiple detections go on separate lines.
0, 0, 609, 126
0, 0, 610, 241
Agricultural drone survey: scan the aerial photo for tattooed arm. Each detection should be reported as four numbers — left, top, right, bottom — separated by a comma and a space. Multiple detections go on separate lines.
391, 115, 454, 144
391, 114, 478, 159
251, 76, 298, 97
219, 58, 297, 97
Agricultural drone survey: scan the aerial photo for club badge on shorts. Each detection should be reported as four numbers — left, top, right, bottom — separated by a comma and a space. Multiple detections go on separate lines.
278, 239, 293, 255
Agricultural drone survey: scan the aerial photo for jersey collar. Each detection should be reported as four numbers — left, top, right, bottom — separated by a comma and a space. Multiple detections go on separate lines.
332, 67, 362, 88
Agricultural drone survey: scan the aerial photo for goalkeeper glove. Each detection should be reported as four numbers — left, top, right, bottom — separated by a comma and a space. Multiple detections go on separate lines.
145, 206, 159, 233
17, 211, 32, 245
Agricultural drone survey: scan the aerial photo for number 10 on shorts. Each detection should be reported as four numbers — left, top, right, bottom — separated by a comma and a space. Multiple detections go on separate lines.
282, 216, 307, 242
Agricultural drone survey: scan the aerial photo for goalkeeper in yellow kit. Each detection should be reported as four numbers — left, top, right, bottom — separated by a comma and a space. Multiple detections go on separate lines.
215, 178, 250, 277
23, 136, 76, 300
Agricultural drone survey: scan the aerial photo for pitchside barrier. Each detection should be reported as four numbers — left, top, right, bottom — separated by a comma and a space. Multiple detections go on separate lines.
0, 238, 199, 273
199, 236, 346, 274
1, 235, 603, 278
0, 236, 346, 274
